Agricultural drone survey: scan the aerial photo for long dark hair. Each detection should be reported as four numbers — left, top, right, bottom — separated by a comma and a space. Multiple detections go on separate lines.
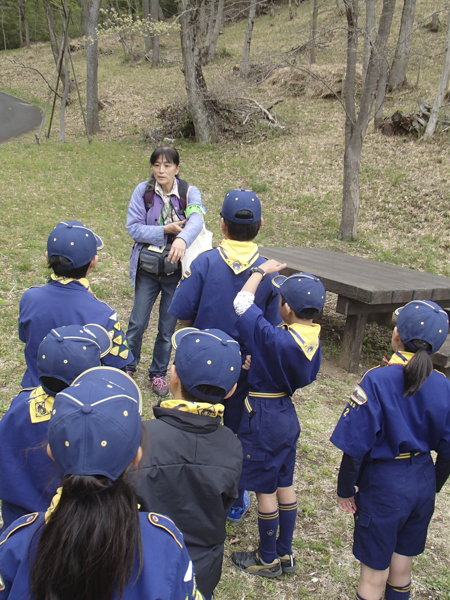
145, 146, 180, 194
403, 340, 433, 397
30, 474, 143, 600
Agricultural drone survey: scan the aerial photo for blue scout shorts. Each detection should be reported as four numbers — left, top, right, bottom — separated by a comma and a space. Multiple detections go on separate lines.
237, 394, 301, 494
353, 452, 436, 571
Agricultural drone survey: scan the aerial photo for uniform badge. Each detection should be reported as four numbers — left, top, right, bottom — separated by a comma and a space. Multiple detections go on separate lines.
349, 385, 368, 410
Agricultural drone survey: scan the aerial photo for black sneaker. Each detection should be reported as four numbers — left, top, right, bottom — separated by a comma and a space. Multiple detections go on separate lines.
278, 554, 297, 573
231, 549, 282, 578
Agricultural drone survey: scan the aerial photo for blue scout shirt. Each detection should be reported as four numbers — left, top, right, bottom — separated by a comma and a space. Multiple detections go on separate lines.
168, 243, 280, 355
19, 277, 132, 388
0, 512, 203, 600
236, 303, 322, 394
330, 352, 450, 461
0, 387, 60, 524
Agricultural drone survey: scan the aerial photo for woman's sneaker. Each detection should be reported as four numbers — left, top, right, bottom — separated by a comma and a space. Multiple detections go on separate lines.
278, 554, 297, 573
231, 549, 282, 578
149, 376, 169, 397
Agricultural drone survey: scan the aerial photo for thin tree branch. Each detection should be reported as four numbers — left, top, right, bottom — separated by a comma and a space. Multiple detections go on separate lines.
5, 57, 62, 98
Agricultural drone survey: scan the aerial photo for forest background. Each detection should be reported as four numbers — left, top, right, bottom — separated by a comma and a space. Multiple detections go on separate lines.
1, 0, 450, 597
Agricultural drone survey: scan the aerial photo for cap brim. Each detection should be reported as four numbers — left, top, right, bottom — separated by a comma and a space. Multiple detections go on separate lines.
172, 327, 199, 350
84, 323, 113, 358
271, 275, 287, 289
71, 366, 142, 414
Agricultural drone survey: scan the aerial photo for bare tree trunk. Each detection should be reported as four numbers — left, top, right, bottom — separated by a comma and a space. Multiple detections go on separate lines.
310, 0, 319, 64
201, 0, 215, 63
339, 0, 396, 240
17, 0, 30, 46
388, 0, 416, 91
143, 0, 151, 57
158, 3, 164, 20
179, 0, 214, 142
240, 0, 256, 77
423, 8, 450, 140
151, 0, 159, 66
43, 0, 60, 66
86, 0, 101, 135
207, 0, 223, 61
362, 0, 375, 90
374, 55, 388, 129
198, 0, 207, 39
59, 16, 69, 142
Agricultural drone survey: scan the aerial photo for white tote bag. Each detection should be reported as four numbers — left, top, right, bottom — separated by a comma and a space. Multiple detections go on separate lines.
182, 224, 213, 274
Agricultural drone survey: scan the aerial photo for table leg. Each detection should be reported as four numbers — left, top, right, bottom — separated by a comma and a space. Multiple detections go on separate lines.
339, 313, 368, 373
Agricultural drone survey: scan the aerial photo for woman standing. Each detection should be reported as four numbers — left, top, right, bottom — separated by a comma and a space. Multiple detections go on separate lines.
125, 146, 203, 396
0, 367, 203, 600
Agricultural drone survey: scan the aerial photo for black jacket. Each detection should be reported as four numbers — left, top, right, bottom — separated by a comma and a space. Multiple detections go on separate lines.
129, 406, 243, 598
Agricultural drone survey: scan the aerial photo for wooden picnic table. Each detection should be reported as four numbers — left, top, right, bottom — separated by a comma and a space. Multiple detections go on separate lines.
259, 247, 450, 373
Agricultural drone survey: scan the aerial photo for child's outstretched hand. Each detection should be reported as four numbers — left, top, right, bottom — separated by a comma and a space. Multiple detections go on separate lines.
260, 259, 287, 275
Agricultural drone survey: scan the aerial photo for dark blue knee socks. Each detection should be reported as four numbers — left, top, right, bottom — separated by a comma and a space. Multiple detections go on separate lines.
384, 581, 411, 600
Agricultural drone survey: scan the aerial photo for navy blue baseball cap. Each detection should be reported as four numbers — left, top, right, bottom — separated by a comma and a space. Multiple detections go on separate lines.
47, 221, 104, 269
221, 190, 262, 223
172, 328, 241, 402
38, 324, 112, 393
395, 300, 449, 354
48, 367, 142, 482
272, 272, 326, 315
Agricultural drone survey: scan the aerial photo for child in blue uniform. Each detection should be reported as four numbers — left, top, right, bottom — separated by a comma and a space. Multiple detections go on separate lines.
129, 328, 243, 599
169, 190, 280, 523
331, 300, 450, 600
0, 367, 203, 600
0, 323, 112, 530
230, 261, 325, 577
19, 220, 132, 388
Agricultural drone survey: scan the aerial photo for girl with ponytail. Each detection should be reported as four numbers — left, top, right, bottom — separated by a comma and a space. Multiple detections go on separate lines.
0, 367, 203, 600
330, 301, 450, 600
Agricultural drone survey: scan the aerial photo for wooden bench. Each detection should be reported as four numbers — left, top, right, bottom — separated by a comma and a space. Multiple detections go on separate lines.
259, 247, 450, 373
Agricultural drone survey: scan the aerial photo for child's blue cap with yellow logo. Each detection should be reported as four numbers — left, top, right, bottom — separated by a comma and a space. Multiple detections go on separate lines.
47, 221, 104, 269
172, 328, 241, 402
38, 324, 112, 393
395, 300, 448, 354
221, 190, 262, 223
272, 272, 326, 315
48, 367, 142, 482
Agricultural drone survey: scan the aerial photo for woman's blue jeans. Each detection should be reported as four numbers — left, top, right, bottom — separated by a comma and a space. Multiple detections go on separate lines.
126, 267, 180, 377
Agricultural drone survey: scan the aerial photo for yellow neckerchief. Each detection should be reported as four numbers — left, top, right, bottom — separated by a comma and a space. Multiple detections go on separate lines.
160, 399, 225, 419
50, 274, 91, 291
29, 386, 55, 424
45, 486, 62, 523
218, 239, 259, 274
280, 322, 321, 361
386, 351, 414, 366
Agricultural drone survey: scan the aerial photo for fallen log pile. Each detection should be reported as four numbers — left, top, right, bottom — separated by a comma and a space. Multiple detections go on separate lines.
379, 100, 431, 136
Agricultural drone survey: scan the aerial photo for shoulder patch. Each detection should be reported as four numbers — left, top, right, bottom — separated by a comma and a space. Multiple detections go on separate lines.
0, 513, 39, 546
147, 513, 183, 549
350, 385, 367, 407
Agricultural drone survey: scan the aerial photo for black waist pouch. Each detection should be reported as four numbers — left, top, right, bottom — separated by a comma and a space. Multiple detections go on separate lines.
139, 245, 180, 275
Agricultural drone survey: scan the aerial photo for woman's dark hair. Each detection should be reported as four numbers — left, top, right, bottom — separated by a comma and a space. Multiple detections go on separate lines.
145, 146, 180, 195
403, 339, 433, 397
280, 294, 319, 320
30, 474, 143, 600
150, 145, 180, 167
180, 382, 226, 404
223, 210, 261, 242
48, 255, 91, 280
